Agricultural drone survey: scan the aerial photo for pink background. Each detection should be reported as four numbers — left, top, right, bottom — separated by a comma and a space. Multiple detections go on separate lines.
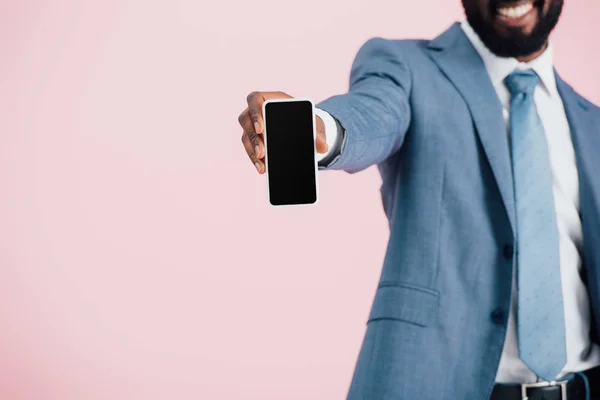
1, 0, 599, 399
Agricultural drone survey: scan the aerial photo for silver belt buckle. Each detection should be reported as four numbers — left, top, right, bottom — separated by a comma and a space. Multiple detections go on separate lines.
521, 380, 568, 400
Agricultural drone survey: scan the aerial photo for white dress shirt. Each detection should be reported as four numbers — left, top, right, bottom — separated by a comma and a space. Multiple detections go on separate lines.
317, 21, 600, 383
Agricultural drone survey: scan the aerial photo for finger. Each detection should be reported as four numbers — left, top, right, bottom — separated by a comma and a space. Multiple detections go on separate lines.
246, 91, 289, 134
237, 108, 249, 129
315, 130, 328, 154
315, 116, 328, 154
239, 109, 265, 158
245, 92, 265, 134
241, 131, 257, 161
242, 133, 264, 174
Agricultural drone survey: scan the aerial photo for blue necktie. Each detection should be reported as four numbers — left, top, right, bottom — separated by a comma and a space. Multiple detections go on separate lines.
505, 70, 567, 381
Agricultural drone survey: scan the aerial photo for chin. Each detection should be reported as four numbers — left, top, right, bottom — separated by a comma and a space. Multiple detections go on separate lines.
464, 0, 563, 58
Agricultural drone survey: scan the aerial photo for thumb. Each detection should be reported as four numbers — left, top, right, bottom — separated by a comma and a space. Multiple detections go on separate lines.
315, 116, 329, 154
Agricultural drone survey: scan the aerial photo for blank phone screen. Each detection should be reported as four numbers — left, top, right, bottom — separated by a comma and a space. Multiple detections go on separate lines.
264, 100, 317, 206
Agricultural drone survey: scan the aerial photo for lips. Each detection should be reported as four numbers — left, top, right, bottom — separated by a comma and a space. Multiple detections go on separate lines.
491, 0, 541, 30
497, 2, 534, 18
493, 0, 542, 17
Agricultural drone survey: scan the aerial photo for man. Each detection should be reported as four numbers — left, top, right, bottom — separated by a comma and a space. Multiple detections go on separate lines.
238, 0, 600, 398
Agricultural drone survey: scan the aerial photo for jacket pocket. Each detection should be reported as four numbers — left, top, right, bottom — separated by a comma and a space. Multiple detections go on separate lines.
367, 281, 440, 327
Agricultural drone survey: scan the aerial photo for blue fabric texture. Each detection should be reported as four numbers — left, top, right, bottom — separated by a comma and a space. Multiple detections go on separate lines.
316, 23, 600, 400
505, 70, 567, 381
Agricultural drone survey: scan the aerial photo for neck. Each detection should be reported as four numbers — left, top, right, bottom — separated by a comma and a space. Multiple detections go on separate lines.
516, 42, 548, 63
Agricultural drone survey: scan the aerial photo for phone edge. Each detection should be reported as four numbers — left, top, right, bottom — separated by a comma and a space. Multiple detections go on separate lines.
262, 98, 320, 208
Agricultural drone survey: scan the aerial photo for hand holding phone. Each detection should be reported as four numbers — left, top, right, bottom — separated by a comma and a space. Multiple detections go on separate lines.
238, 92, 329, 205
262, 98, 319, 206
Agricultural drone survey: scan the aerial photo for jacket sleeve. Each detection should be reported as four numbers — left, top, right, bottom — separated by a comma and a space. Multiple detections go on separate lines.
316, 37, 412, 173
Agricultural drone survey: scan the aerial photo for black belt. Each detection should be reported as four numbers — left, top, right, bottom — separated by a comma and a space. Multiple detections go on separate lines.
491, 365, 600, 400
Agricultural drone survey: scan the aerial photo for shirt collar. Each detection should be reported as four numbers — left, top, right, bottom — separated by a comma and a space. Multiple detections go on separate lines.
460, 20, 557, 97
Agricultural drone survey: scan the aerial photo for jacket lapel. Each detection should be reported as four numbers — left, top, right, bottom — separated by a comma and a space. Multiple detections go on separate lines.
426, 23, 516, 235
556, 75, 600, 308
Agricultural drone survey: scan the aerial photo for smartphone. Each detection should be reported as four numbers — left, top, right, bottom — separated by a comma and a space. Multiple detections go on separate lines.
262, 98, 319, 207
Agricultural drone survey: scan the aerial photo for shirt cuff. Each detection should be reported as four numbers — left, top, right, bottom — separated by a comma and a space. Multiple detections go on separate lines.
315, 107, 344, 167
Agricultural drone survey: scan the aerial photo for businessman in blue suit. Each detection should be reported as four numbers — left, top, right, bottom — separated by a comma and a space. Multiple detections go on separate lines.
238, 0, 600, 398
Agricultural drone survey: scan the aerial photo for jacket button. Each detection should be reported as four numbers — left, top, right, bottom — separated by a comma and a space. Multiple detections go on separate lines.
503, 244, 514, 260
491, 309, 506, 325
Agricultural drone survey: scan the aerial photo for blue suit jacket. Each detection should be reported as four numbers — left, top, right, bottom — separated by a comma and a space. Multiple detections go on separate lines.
316, 23, 600, 400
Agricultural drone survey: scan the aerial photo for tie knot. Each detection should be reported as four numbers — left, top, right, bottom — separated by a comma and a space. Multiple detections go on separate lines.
504, 70, 540, 96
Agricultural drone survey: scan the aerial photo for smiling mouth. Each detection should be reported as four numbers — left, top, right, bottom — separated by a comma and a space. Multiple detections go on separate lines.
497, 1, 534, 18
491, 0, 542, 28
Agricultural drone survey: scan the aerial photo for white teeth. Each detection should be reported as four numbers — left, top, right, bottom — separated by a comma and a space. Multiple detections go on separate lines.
497, 2, 534, 18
